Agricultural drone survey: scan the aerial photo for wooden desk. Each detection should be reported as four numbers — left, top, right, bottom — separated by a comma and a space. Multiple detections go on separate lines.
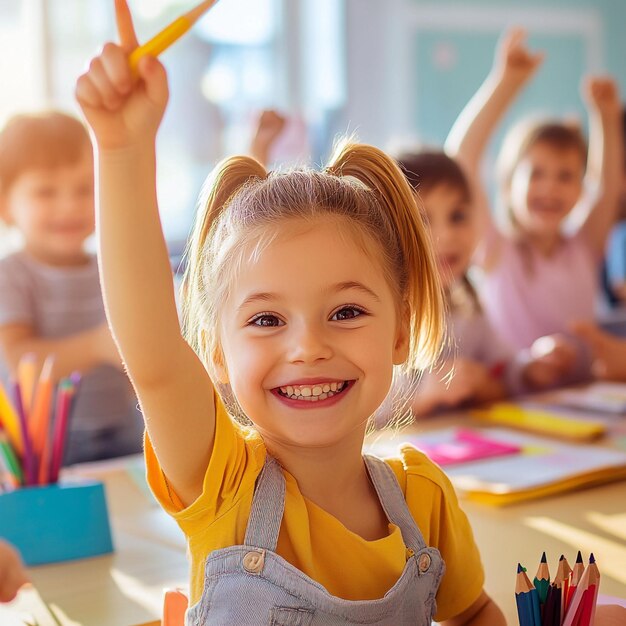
5, 417, 626, 625
4, 465, 189, 626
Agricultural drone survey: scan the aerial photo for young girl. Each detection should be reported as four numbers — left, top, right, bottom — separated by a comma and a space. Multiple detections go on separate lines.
445, 29, 623, 372
397, 151, 574, 415
0, 111, 143, 464
74, 2, 506, 623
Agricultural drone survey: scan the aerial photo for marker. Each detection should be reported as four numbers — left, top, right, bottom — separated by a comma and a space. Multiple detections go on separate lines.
129, 0, 218, 72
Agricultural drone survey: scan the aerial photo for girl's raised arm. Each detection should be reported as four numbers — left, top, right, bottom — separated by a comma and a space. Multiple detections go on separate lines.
579, 77, 624, 258
75, 0, 216, 505
445, 29, 543, 245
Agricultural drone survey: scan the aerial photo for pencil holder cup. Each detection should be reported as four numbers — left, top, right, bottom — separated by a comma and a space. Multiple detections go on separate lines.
0, 480, 114, 566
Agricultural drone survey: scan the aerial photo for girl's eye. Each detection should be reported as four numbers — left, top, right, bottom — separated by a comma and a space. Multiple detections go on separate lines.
331, 306, 365, 321
249, 313, 283, 327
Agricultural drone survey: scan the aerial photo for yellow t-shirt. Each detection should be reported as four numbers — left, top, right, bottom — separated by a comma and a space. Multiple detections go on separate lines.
145, 396, 485, 622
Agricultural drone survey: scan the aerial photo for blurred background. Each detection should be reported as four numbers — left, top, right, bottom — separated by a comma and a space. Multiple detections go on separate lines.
1, 0, 625, 253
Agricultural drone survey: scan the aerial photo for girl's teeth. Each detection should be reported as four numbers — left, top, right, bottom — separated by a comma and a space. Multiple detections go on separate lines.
279, 382, 348, 401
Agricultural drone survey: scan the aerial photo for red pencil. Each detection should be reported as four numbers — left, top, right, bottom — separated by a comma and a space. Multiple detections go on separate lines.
563, 554, 600, 626
566, 551, 584, 612
49, 379, 74, 484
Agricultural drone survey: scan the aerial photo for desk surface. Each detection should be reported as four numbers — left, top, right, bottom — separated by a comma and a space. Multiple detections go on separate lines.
5, 413, 626, 625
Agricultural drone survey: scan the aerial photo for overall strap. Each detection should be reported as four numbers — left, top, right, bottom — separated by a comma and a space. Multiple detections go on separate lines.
244, 454, 286, 551
363, 454, 426, 552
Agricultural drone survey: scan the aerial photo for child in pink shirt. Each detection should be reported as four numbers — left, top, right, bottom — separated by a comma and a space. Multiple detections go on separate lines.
445, 29, 623, 376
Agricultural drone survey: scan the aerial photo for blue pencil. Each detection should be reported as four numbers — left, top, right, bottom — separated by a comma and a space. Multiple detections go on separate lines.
516, 563, 542, 626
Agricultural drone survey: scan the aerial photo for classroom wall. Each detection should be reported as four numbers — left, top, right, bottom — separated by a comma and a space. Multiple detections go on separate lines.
342, 0, 626, 152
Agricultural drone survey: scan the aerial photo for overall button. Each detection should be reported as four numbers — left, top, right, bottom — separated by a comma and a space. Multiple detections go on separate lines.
243, 549, 265, 573
418, 553, 431, 573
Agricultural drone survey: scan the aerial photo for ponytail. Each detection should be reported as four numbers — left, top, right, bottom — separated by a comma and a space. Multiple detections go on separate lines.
327, 140, 444, 370
182, 156, 267, 366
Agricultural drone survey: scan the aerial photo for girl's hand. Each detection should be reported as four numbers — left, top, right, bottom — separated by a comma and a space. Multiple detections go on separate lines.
0, 540, 29, 603
524, 334, 577, 388
584, 76, 622, 118
250, 109, 287, 165
252, 110, 287, 150
445, 358, 492, 404
75, 0, 169, 150
494, 28, 544, 85
571, 321, 626, 382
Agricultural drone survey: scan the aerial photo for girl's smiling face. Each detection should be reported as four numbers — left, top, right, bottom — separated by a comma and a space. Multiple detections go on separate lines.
509, 141, 585, 236
218, 216, 409, 451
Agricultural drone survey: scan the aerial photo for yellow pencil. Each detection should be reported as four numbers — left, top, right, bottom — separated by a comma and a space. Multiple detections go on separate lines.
128, 0, 218, 72
0, 380, 23, 455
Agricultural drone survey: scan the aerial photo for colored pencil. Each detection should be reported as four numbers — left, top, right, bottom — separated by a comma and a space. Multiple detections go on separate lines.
30, 355, 55, 461
516, 563, 542, 626
534, 552, 551, 607
12, 381, 37, 486
555, 554, 572, 621
128, 0, 218, 72
0, 428, 23, 484
0, 380, 23, 454
49, 380, 74, 484
562, 554, 600, 626
566, 551, 585, 612
17, 352, 37, 414
542, 582, 561, 626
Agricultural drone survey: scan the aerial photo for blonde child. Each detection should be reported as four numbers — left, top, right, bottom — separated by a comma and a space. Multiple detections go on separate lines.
74, 1, 507, 623
0, 111, 143, 464
445, 29, 623, 377
398, 151, 574, 415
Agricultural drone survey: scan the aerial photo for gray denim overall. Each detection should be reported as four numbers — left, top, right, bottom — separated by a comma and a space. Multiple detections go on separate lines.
186, 455, 445, 625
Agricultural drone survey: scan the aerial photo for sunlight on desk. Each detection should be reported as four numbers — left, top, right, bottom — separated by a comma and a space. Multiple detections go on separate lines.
587, 511, 626, 541
111, 568, 164, 616
524, 516, 626, 584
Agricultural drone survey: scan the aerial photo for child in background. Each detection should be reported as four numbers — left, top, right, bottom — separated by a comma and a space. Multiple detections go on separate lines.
0, 540, 29, 603
74, 2, 507, 623
397, 151, 575, 415
0, 111, 143, 464
445, 29, 623, 377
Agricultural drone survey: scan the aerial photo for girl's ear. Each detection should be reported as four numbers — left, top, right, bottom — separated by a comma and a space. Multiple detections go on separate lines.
392, 305, 411, 365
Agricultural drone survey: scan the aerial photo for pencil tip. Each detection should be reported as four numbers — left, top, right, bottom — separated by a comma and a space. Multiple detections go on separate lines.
589, 553, 595, 564
576, 551, 583, 563
541, 551, 547, 563
559, 554, 565, 561
518, 563, 523, 573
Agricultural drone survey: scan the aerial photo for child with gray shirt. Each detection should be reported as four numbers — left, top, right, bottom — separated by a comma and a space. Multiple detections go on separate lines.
0, 111, 142, 464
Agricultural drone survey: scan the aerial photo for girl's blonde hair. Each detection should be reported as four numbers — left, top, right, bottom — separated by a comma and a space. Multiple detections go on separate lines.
182, 140, 444, 392
496, 118, 588, 235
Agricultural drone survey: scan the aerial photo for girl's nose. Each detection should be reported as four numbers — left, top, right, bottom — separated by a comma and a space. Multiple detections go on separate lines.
287, 323, 333, 364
